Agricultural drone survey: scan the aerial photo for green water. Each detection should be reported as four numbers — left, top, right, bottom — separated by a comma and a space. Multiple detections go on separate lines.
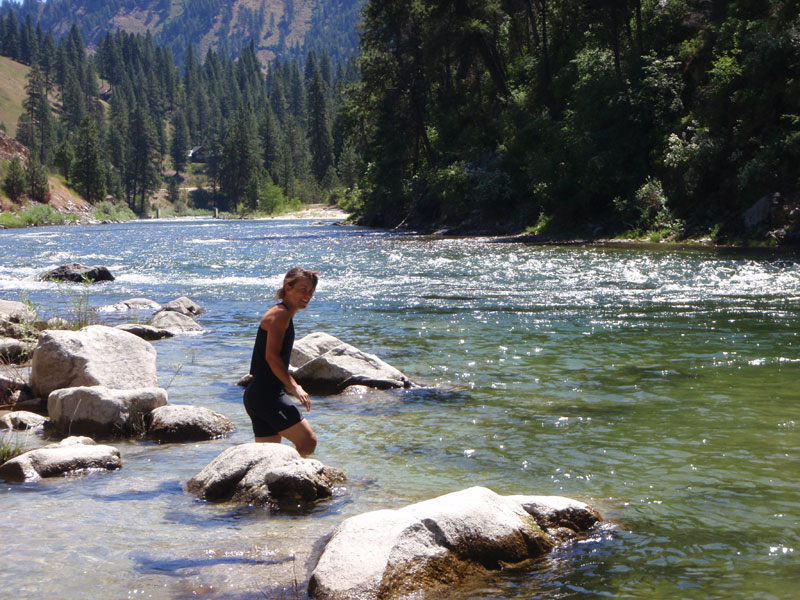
0, 220, 797, 598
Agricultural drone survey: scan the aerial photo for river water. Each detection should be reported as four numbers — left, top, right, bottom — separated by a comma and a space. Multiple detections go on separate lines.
0, 217, 797, 599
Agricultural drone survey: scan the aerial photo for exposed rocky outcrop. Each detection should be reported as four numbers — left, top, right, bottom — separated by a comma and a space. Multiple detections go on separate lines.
30, 325, 158, 399
148, 404, 235, 443
114, 323, 174, 340
150, 310, 204, 333
187, 443, 345, 510
0, 410, 47, 430
291, 332, 412, 393
47, 385, 167, 437
39, 263, 115, 283
308, 486, 601, 600
0, 436, 121, 482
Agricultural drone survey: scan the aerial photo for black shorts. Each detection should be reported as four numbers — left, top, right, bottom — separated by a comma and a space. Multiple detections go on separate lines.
243, 382, 303, 437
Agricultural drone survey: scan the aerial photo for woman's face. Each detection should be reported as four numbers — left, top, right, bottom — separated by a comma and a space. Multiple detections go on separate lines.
284, 277, 315, 309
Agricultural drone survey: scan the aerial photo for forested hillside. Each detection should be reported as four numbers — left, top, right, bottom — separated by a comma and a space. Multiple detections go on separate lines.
350, 0, 800, 241
0, 8, 360, 217
1, 0, 798, 243
0, 0, 364, 67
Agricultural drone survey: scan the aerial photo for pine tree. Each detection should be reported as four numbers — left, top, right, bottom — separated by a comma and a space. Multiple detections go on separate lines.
220, 105, 262, 211
2, 157, 26, 202
20, 61, 56, 166
54, 138, 75, 178
170, 110, 190, 175
306, 66, 333, 183
259, 103, 282, 182
125, 104, 160, 214
72, 116, 106, 203
25, 156, 49, 203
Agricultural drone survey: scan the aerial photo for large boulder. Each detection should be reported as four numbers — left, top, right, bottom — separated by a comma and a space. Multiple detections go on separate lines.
114, 323, 174, 341
160, 296, 204, 317
308, 486, 601, 600
39, 263, 115, 283
30, 325, 158, 399
0, 410, 47, 430
150, 310, 204, 333
187, 443, 345, 510
148, 404, 235, 443
291, 332, 412, 393
0, 436, 121, 482
47, 385, 167, 437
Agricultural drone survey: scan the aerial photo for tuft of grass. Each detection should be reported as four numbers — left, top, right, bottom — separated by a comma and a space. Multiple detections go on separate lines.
0, 432, 28, 464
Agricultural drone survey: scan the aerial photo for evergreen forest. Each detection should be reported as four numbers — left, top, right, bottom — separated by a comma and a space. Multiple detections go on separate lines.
1, 0, 799, 242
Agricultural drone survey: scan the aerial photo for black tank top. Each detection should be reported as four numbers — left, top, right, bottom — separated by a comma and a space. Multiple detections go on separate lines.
249, 307, 294, 390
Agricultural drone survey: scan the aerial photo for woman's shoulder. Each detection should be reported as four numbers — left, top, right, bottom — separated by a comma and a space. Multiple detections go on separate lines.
261, 303, 290, 328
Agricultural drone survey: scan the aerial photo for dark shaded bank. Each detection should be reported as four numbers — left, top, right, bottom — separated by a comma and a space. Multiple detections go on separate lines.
351, 192, 800, 248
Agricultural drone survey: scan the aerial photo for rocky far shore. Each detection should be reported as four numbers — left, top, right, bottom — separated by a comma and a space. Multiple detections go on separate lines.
0, 266, 603, 599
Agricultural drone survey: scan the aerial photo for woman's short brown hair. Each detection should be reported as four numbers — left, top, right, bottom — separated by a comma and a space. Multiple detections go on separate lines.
276, 266, 319, 299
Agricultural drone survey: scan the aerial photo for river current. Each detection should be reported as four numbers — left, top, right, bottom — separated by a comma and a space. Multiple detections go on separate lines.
0, 217, 797, 599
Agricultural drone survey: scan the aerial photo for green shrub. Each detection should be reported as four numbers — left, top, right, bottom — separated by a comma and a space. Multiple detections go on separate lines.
93, 200, 136, 222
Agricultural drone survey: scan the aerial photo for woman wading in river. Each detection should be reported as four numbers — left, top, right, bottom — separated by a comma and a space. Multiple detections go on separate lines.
243, 267, 318, 456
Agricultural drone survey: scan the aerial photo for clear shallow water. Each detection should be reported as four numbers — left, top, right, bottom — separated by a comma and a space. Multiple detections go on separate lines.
1, 218, 798, 599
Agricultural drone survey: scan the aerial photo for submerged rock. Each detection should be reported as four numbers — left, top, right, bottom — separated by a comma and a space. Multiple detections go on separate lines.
39, 263, 115, 283
107, 298, 162, 311
291, 332, 412, 393
47, 385, 167, 437
187, 443, 345, 509
30, 325, 158, 399
148, 404, 234, 443
0, 436, 121, 482
308, 486, 601, 600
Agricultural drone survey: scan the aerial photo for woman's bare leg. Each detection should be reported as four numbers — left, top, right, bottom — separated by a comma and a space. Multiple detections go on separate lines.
255, 434, 281, 443
279, 419, 317, 457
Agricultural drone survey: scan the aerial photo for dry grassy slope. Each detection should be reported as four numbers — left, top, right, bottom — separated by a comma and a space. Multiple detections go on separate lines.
72, 0, 313, 67
0, 60, 90, 215
0, 56, 28, 132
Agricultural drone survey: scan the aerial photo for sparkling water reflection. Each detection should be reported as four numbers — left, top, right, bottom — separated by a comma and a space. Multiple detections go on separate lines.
1, 218, 798, 599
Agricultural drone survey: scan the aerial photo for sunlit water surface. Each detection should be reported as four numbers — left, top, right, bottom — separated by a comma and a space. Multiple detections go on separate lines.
1, 218, 798, 599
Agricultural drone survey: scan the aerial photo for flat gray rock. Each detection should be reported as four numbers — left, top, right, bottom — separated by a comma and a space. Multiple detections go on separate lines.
0, 410, 47, 430
115, 323, 174, 340
0, 336, 35, 363
187, 443, 345, 510
0, 299, 36, 323
148, 404, 234, 442
150, 310, 204, 333
0, 436, 121, 482
308, 486, 601, 600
